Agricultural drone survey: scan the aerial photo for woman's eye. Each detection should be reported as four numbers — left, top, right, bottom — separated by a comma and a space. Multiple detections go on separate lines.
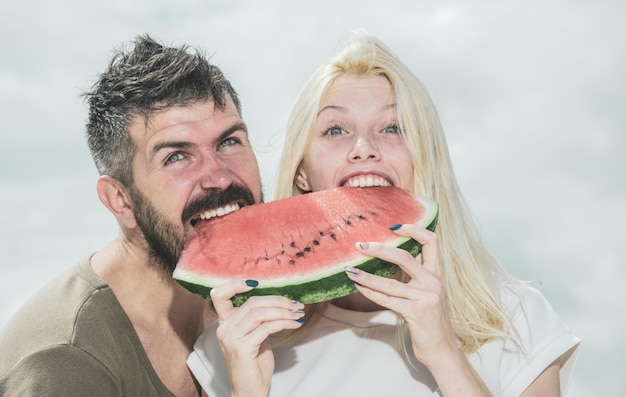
325, 126, 345, 136
383, 125, 400, 134
165, 152, 185, 165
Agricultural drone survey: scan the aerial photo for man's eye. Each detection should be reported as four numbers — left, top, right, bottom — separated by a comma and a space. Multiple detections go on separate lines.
165, 152, 185, 165
218, 137, 239, 149
325, 126, 345, 136
383, 125, 400, 134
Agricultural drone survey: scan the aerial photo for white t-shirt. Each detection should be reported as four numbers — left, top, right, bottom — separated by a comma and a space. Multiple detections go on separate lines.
189, 284, 580, 397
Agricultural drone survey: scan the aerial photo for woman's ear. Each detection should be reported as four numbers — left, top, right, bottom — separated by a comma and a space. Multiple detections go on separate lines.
96, 175, 137, 229
295, 165, 312, 192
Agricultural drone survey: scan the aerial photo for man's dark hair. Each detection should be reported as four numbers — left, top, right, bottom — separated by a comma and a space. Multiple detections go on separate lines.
83, 34, 240, 186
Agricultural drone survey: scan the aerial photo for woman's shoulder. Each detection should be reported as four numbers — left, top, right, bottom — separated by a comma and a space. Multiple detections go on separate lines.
487, 282, 581, 396
497, 281, 575, 344
500, 281, 553, 314
499, 282, 552, 314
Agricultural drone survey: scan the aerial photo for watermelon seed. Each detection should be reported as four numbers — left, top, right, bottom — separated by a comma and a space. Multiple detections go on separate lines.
290, 241, 296, 248
304, 246, 312, 252
313, 240, 320, 245
330, 233, 337, 240
296, 252, 304, 257
289, 259, 296, 265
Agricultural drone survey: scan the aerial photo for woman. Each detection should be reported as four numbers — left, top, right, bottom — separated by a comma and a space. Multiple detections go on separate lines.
189, 32, 580, 397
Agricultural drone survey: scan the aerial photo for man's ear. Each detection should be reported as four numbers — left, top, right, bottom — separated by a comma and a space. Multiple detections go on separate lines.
295, 165, 312, 192
96, 176, 137, 229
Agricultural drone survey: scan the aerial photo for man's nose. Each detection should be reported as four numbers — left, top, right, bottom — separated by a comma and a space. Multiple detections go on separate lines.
200, 155, 234, 190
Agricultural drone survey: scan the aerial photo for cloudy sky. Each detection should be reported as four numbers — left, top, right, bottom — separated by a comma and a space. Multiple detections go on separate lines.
1, 0, 623, 394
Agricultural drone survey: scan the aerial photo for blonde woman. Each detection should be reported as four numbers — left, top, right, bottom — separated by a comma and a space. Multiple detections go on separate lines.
189, 33, 580, 397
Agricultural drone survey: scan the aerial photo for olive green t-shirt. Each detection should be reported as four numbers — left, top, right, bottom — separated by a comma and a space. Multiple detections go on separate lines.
0, 256, 176, 396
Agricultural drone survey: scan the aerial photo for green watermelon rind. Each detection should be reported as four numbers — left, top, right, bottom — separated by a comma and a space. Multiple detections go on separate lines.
176, 215, 437, 306
173, 233, 411, 288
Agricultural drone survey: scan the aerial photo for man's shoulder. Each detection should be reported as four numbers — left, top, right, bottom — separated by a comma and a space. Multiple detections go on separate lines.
1, 258, 110, 337
0, 342, 173, 396
0, 257, 123, 376
0, 256, 173, 395
0, 343, 120, 395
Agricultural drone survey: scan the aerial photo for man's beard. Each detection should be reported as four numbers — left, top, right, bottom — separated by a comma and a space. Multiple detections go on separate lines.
128, 184, 258, 274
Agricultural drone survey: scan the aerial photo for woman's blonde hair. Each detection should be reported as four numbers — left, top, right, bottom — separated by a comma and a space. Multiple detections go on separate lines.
274, 32, 515, 354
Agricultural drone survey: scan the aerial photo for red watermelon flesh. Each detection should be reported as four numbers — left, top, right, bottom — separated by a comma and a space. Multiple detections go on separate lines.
173, 186, 438, 305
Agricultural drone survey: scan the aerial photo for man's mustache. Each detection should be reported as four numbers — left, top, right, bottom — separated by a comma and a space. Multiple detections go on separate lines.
181, 184, 256, 224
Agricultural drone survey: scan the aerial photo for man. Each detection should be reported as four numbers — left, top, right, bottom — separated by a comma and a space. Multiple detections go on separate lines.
0, 35, 263, 396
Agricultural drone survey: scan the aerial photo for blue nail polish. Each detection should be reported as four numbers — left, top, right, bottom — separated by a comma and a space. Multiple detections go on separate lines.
389, 224, 402, 231
295, 318, 306, 324
245, 279, 259, 287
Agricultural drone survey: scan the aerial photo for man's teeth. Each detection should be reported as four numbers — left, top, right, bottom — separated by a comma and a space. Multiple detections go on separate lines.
198, 203, 240, 221
343, 176, 392, 187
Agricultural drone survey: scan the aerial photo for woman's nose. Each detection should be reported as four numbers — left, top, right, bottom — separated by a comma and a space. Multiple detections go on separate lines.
347, 134, 380, 162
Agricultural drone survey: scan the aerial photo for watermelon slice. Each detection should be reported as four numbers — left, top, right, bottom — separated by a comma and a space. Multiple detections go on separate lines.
173, 186, 438, 305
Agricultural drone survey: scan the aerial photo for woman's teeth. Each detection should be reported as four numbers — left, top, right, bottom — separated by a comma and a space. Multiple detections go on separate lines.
343, 175, 392, 187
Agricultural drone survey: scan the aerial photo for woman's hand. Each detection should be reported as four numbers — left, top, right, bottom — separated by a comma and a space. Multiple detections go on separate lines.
347, 224, 455, 365
346, 224, 492, 396
210, 280, 305, 397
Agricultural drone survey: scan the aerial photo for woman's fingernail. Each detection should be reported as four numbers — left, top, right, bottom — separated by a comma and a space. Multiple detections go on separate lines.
346, 267, 362, 286
245, 279, 259, 287
293, 309, 305, 315
355, 242, 369, 250
389, 224, 402, 231
295, 318, 306, 324
345, 267, 359, 276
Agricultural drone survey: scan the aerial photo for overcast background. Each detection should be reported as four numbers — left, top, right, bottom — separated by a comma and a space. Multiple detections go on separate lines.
1, 1, 623, 395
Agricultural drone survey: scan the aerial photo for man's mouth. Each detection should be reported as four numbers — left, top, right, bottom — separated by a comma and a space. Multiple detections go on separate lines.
184, 184, 257, 228
190, 202, 242, 227
342, 175, 393, 188
197, 202, 241, 221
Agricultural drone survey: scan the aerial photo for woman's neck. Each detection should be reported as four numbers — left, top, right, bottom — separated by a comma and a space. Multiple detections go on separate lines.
331, 292, 386, 312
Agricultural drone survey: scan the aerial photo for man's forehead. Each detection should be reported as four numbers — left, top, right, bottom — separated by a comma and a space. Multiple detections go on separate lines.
132, 99, 240, 136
